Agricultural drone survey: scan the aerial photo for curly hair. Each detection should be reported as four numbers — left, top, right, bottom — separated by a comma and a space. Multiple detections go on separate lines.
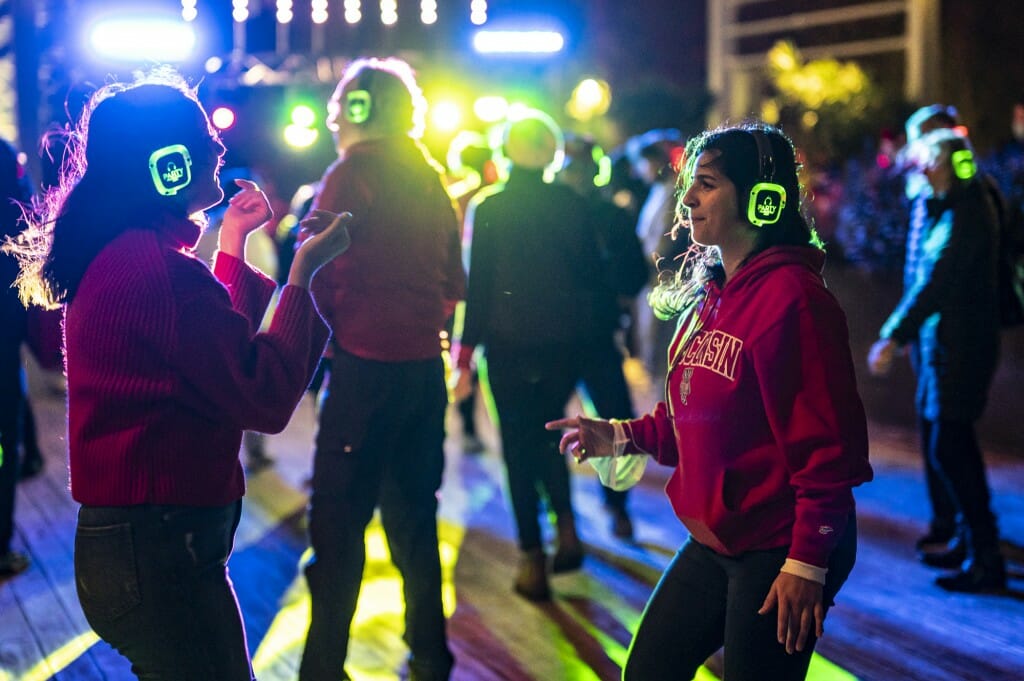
648, 121, 822, 320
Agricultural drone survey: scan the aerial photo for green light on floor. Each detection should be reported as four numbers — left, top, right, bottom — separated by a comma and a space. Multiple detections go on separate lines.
809, 652, 859, 680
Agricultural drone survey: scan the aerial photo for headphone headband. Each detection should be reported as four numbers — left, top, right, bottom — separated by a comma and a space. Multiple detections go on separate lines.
750, 128, 775, 183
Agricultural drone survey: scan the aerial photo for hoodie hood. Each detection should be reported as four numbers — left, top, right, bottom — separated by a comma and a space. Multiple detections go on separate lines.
724, 245, 826, 294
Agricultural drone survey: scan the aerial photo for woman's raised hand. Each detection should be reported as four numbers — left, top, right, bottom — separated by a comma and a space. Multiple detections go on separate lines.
219, 179, 273, 257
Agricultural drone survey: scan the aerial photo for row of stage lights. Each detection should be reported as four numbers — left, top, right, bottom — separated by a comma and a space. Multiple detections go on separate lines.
184, 0, 487, 27
210, 78, 611, 155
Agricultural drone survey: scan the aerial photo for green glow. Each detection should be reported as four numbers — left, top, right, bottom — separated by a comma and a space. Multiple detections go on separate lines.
809, 652, 860, 680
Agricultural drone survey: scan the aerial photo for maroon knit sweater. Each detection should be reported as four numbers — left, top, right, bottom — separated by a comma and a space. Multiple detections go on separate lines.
65, 221, 329, 506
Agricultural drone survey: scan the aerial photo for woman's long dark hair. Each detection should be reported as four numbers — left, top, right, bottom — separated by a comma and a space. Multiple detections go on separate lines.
649, 121, 822, 319
6, 68, 215, 309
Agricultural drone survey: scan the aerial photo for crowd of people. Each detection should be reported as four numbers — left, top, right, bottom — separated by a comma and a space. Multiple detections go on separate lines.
0, 53, 1017, 681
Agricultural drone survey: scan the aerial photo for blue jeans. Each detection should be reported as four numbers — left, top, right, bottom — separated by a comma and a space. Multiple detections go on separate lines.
623, 514, 857, 681
75, 501, 253, 681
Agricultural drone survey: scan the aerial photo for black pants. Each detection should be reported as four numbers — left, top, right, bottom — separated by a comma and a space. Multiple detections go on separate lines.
483, 344, 580, 551
301, 350, 452, 681
624, 515, 857, 681
918, 417, 959, 535
922, 417, 1000, 555
0, 354, 23, 555
75, 502, 251, 681
578, 338, 634, 513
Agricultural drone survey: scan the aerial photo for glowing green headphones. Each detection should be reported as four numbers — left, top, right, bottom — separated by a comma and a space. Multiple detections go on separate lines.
747, 129, 787, 228
344, 68, 375, 124
345, 90, 372, 124
148, 144, 192, 196
952, 148, 977, 180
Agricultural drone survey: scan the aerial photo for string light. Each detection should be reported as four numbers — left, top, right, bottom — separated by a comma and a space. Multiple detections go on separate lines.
345, 0, 361, 24
232, 0, 249, 23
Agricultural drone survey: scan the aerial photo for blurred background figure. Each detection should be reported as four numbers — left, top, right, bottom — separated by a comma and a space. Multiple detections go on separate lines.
451, 111, 602, 601
625, 129, 687, 383
557, 133, 647, 539
445, 134, 500, 455
869, 127, 1005, 592
0, 137, 34, 578
300, 57, 463, 681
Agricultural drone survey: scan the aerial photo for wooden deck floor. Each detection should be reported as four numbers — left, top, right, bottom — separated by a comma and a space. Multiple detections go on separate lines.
2, 361, 1023, 681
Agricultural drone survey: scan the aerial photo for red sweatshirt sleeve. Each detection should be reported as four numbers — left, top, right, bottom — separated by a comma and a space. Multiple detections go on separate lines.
623, 401, 680, 467
169, 254, 329, 434
752, 286, 873, 567
307, 160, 372, 337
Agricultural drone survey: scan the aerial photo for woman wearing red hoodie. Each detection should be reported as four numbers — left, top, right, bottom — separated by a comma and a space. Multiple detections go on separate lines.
548, 123, 872, 681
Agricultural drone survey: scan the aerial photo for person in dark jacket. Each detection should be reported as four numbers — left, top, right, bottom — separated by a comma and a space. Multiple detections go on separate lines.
892, 105, 964, 554
548, 122, 872, 681
6, 70, 350, 679
868, 128, 1005, 592
557, 134, 648, 539
0, 137, 33, 578
299, 57, 464, 681
450, 111, 603, 600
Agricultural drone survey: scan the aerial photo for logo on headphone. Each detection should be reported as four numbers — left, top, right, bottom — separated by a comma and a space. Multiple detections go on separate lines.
748, 182, 787, 227
148, 144, 193, 196
345, 89, 372, 124
952, 149, 977, 181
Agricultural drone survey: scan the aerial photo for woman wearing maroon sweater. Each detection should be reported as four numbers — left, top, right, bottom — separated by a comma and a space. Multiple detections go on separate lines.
548, 123, 873, 681
7, 71, 351, 680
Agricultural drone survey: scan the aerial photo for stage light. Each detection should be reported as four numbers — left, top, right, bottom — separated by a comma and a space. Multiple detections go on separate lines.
291, 104, 317, 128
312, 0, 328, 23
381, 0, 397, 26
205, 56, 224, 73
430, 100, 462, 134
420, 0, 437, 24
232, 0, 249, 23
470, 0, 487, 25
87, 16, 197, 63
567, 78, 611, 121
211, 106, 236, 130
276, 0, 294, 24
345, 0, 361, 24
473, 96, 508, 123
181, 0, 197, 22
284, 125, 318, 148
472, 30, 564, 55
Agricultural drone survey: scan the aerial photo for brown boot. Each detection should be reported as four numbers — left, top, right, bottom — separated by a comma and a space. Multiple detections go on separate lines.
514, 548, 551, 601
552, 515, 584, 573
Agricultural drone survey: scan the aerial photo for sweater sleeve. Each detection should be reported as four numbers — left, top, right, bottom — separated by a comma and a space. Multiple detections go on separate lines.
211, 251, 277, 336
307, 160, 372, 337
753, 289, 872, 567
169, 255, 330, 434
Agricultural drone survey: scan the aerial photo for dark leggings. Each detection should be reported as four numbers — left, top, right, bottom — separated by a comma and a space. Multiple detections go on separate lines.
624, 515, 857, 681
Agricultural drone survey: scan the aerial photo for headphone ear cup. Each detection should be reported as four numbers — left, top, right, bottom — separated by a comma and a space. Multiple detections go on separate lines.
747, 182, 787, 227
148, 144, 193, 196
951, 149, 977, 180
345, 89, 372, 124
